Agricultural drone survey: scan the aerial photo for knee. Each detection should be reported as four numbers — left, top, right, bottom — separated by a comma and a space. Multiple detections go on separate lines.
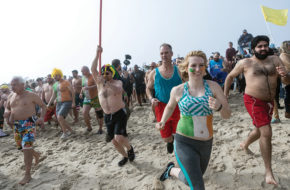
114, 135, 123, 144
111, 138, 119, 146
57, 115, 64, 121
83, 111, 89, 118
260, 127, 272, 139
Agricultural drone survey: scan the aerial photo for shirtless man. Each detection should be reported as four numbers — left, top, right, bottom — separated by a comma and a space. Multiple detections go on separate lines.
5, 76, 46, 185
91, 46, 135, 167
48, 69, 75, 139
42, 74, 56, 124
146, 43, 183, 153
72, 70, 83, 123
279, 41, 290, 118
145, 62, 157, 122
35, 78, 43, 98
224, 36, 290, 185
80, 66, 103, 134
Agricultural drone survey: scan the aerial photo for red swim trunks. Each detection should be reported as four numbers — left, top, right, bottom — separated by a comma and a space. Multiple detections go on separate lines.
44, 105, 56, 122
243, 93, 274, 128
155, 101, 180, 138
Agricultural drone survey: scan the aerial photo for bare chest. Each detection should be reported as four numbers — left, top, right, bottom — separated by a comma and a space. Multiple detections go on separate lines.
248, 63, 277, 76
10, 96, 32, 108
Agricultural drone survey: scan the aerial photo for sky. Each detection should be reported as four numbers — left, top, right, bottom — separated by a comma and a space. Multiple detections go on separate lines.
0, 0, 289, 83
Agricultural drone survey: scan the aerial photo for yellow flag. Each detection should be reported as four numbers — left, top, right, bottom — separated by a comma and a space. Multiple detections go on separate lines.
261, 5, 288, 26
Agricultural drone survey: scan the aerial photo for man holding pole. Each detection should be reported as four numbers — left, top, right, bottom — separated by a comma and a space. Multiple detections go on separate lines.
91, 46, 135, 167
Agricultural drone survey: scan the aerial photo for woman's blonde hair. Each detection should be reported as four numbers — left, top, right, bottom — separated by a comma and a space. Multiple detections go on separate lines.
178, 50, 207, 81
280, 41, 290, 54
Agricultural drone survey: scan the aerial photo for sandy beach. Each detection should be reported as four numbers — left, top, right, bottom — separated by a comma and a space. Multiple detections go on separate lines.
1, 92, 290, 190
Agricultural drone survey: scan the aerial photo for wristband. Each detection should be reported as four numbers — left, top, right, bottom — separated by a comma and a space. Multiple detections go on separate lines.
216, 104, 223, 112
123, 92, 128, 97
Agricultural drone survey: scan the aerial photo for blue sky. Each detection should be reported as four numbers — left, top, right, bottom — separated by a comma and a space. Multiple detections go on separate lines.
0, 0, 289, 83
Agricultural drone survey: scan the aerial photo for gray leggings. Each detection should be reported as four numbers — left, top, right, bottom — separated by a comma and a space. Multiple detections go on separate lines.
174, 134, 213, 190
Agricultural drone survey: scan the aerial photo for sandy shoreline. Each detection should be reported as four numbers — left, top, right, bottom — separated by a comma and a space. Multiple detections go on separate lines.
1, 92, 290, 190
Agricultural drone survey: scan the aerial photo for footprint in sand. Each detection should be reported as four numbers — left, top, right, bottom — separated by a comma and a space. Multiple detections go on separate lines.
152, 176, 164, 190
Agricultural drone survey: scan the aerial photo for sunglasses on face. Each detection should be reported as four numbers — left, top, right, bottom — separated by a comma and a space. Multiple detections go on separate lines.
102, 72, 111, 76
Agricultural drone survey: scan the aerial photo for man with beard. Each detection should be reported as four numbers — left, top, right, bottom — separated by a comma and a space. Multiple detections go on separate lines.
91, 46, 135, 167
72, 70, 83, 123
42, 74, 57, 125
279, 41, 290, 118
224, 35, 290, 185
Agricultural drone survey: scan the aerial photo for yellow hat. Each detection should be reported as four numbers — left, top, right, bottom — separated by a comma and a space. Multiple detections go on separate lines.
0, 84, 9, 89
51, 68, 63, 78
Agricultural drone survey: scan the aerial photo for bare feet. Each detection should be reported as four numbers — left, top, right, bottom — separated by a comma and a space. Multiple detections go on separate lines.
265, 172, 278, 185
19, 174, 32, 185
240, 142, 254, 155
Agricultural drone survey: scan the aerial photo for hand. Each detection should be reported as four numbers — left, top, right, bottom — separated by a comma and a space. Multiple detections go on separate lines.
97, 46, 103, 55
155, 121, 165, 130
276, 66, 288, 77
72, 102, 75, 108
35, 118, 44, 126
151, 98, 159, 107
79, 93, 83, 99
208, 96, 222, 111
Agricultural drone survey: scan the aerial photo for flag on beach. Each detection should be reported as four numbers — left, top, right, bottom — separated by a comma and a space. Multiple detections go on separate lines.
261, 6, 288, 26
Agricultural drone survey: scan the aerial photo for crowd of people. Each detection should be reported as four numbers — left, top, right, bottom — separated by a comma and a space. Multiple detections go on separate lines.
0, 33, 290, 189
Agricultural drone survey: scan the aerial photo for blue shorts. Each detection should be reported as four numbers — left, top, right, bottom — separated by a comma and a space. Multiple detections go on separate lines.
56, 101, 72, 118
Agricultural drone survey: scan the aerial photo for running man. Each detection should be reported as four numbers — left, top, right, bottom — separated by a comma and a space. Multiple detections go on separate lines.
5, 76, 46, 185
72, 70, 83, 123
146, 43, 183, 153
224, 36, 290, 185
48, 68, 75, 139
80, 66, 103, 134
91, 46, 135, 167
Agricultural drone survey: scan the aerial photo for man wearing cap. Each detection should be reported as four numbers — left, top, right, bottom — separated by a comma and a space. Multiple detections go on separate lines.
91, 46, 135, 167
224, 35, 290, 185
238, 29, 253, 56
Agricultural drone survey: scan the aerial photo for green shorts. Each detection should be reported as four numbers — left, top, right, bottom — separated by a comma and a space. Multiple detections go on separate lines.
83, 96, 101, 109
